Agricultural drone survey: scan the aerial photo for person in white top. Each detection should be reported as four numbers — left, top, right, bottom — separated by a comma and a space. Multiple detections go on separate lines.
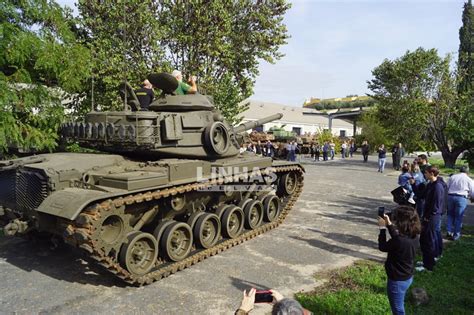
341, 141, 347, 159
446, 165, 474, 240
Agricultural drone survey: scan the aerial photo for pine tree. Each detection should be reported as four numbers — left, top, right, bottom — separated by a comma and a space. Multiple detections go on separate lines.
458, 0, 474, 168
458, 0, 474, 94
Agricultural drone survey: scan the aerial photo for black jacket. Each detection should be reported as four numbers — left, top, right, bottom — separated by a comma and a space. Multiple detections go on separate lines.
423, 177, 447, 220
379, 225, 418, 281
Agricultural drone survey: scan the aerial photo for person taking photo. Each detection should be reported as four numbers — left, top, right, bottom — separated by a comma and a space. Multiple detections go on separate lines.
378, 206, 421, 315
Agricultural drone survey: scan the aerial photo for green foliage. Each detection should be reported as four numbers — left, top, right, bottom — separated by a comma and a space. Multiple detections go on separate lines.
211, 73, 249, 125
313, 99, 376, 110
315, 130, 341, 152
78, 0, 290, 122
0, 0, 91, 155
78, 0, 166, 112
357, 108, 391, 151
296, 261, 391, 314
368, 48, 471, 167
456, 0, 474, 169
64, 142, 98, 153
423, 157, 473, 175
297, 229, 474, 314
407, 226, 474, 314
162, 0, 291, 121
462, 148, 474, 168
458, 0, 474, 94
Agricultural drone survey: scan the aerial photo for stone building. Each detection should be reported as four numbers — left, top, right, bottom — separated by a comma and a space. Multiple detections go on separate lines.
240, 100, 359, 137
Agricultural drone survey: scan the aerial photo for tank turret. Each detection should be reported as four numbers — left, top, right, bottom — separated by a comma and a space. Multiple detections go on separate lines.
61, 73, 282, 159
267, 125, 297, 141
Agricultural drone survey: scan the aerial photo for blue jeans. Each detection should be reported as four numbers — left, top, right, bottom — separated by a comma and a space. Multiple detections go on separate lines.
387, 277, 413, 315
447, 195, 468, 238
378, 158, 386, 172
416, 198, 425, 218
433, 215, 443, 257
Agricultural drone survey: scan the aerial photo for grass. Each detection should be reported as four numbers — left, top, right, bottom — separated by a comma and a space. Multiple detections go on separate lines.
427, 158, 473, 177
295, 226, 474, 315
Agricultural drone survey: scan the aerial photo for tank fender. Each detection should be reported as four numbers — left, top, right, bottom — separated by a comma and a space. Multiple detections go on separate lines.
37, 188, 112, 220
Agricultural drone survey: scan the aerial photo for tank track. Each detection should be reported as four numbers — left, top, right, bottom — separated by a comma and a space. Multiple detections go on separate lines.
64, 164, 304, 285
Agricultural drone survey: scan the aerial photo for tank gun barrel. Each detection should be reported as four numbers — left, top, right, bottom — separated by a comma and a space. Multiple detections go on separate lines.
234, 113, 283, 134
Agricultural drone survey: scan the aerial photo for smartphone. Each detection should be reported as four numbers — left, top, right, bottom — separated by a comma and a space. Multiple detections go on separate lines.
378, 206, 385, 218
255, 290, 273, 303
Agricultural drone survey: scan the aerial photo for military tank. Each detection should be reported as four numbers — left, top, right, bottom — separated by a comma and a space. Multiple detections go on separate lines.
0, 73, 304, 285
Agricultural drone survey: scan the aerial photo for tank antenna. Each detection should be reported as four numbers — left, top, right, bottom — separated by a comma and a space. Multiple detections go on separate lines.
90, 10, 95, 112
91, 48, 95, 111
122, 1, 127, 110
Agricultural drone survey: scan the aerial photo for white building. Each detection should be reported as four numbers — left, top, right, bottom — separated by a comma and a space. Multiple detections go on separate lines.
240, 100, 359, 137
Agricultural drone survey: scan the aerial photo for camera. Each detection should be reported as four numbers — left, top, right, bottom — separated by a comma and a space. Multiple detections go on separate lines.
378, 206, 392, 218
255, 290, 273, 303
378, 206, 385, 217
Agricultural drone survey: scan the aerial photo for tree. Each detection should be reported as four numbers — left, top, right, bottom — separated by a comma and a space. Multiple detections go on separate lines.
0, 0, 91, 155
458, 0, 474, 94
77, 0, 166, 112
78, 0, 291, 123
458, 0, 474, 168
357, 108, 391, 152
368, 48, 471, 168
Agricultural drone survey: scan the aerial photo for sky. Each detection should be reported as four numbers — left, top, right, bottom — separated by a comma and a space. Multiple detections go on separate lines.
58, 0, 466, 107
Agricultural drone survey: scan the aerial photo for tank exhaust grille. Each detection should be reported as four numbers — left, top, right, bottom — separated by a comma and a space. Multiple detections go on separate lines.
16, 168, 49, 212
0, 169, 17, 209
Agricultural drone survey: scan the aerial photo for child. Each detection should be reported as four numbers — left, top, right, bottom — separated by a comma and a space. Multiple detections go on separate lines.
398, 165, 415, 204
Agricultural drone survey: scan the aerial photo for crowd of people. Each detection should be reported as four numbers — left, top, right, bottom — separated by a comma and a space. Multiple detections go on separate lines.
379, 154, 473, 314
240, 140, 300, 161
240, 138, 364, 163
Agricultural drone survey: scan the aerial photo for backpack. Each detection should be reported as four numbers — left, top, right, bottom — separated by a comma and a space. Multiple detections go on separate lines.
391, 186, 410, 205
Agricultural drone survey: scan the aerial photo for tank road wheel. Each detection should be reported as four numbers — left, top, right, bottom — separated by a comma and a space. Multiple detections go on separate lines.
119, 232, 158, 276
204, 122, 230, 155
152, 220, 175, 246
263, 195, 281, 222
221, 206, 244, 239
214, 204, 232, 220
161, 222, 193, 262
194, 213, 221, 248
277, 172, 298, 196
243, 200, 264, 230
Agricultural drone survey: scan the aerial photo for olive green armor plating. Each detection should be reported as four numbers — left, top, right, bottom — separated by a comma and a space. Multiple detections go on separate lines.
0, 73, 304, 285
